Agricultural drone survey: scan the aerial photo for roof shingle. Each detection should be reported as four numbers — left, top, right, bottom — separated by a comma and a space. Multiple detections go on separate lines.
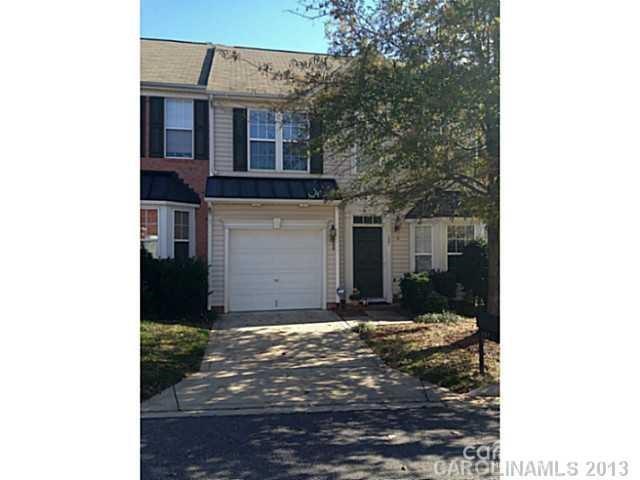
141, 39, 211, 86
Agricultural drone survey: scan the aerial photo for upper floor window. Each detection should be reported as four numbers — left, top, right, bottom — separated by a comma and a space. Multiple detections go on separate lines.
283, 112, 309, 171
447, 224, 475, 271
165, 98, 193, 158
140, 208, 158, 258
249, 110, 276, 169
173, 210, 190, 261
248, 109, 309, 172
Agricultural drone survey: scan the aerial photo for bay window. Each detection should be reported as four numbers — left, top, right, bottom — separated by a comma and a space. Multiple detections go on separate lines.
248, 109, 309, 171
165, 98, 193, 158
414, 224, 433, 272
140, 208, 158, 258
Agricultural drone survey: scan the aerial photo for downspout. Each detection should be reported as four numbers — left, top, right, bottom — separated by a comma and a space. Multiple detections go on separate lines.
207, 93, 215, 309
207, 206, 213, 311
208, 94, 215, 175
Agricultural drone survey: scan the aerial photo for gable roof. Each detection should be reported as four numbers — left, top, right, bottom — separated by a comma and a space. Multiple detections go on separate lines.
141, 170, 200, 205
207, 45, 330, 96
140, 38, 342, 96
141, 38, 212, 87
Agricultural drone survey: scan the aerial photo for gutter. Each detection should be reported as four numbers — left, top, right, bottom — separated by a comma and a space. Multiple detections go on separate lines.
207, 90, 290, 101
140, 81, 207, 92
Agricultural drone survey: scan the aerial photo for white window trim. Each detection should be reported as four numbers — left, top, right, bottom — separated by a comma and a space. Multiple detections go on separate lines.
172, 210, 192, 258
247, 109, 310, 173
352, 215, 383, 226
141, 201, 196, 259
164, 98, 194, 160
282, 112, 310, 173
411, 223, 434, 273
409, 223, 435, 273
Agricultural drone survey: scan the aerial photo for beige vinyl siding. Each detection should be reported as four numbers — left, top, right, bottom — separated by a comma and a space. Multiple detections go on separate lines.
210, 203, 336, 308
391, 222, 410, 295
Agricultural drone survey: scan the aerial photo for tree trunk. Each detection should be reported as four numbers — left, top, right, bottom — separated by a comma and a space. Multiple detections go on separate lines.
487, 220, 500, 316
485, 112, 500, 316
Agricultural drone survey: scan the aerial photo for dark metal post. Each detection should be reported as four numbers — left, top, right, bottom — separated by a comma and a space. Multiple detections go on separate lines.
479, 333, 485, 375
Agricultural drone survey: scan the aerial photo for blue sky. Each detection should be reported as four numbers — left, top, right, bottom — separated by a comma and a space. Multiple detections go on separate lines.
141, 0, 330, 53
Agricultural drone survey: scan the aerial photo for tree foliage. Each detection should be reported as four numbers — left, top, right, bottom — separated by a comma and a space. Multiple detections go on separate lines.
279, 0, 499, 223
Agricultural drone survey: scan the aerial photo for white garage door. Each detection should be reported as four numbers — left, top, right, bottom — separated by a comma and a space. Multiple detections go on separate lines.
228, 229, 324, 312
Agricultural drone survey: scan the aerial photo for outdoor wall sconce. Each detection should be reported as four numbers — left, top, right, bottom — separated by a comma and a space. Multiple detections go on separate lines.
394, 215, 403, 232
329, 223, 336, 249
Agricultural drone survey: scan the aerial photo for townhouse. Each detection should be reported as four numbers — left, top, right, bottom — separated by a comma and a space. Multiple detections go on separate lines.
140, 38, 485, 313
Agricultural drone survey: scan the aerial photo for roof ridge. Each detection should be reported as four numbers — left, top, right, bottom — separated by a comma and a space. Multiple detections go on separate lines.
140, 38, 329, 56
210, 43, 330, 57
141, 37, 210, 46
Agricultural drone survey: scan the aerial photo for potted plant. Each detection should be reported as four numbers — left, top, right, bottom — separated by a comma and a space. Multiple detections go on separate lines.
349, 288, 362, 306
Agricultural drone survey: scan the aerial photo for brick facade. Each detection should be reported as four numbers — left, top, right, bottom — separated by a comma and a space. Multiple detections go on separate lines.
140, 97, 209, 260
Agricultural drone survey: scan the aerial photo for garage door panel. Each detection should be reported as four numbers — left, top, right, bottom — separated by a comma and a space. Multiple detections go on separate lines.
230, 293, 278, 312
228, 229, 323, 312
277, 294, 322, 310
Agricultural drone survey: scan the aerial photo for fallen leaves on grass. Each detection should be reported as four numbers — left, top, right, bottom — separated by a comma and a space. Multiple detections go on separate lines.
360, 317, 499, 393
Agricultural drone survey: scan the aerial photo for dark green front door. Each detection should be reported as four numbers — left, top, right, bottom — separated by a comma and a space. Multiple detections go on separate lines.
353, 227, 383, 298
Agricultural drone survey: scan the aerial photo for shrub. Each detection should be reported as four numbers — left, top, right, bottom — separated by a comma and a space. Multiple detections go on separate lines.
415, 311, 460, 324
448, 299, 478, 318
456, 240, 489, 305
399, 272, 432, 313
423, 291, 449, 313
352, 321, 373, 336
428, 270, 458, 298
141, 246, 209, 324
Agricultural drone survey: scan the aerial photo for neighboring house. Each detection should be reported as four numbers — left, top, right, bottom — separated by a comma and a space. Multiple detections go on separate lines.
140, 38, 485, 313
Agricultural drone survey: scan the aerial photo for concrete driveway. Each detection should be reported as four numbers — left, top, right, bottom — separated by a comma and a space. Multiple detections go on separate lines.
142, 310, 442, 417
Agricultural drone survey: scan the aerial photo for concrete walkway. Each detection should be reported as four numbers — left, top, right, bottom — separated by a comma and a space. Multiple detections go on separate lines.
142, 310, 443, 417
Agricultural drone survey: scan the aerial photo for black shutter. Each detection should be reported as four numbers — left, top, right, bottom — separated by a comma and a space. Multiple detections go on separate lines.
310, 117, 324, 174
149, 97, 164, 158
233, 108, 248, 171
194, 99, 209, 160
140, 96, 146, 157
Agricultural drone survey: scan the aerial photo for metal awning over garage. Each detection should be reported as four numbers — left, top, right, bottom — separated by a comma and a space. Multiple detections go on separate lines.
205, 176, 338, 201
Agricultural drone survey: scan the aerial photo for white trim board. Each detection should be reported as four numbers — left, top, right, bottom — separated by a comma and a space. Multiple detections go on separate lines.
344, 206, 393, 303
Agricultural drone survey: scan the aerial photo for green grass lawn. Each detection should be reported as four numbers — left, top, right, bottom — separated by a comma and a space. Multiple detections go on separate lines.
358, 317, 499, 393
140, 320, 211, 400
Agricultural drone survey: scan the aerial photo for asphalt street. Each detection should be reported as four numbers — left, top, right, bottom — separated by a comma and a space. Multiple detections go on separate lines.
141, 403, 499, 480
